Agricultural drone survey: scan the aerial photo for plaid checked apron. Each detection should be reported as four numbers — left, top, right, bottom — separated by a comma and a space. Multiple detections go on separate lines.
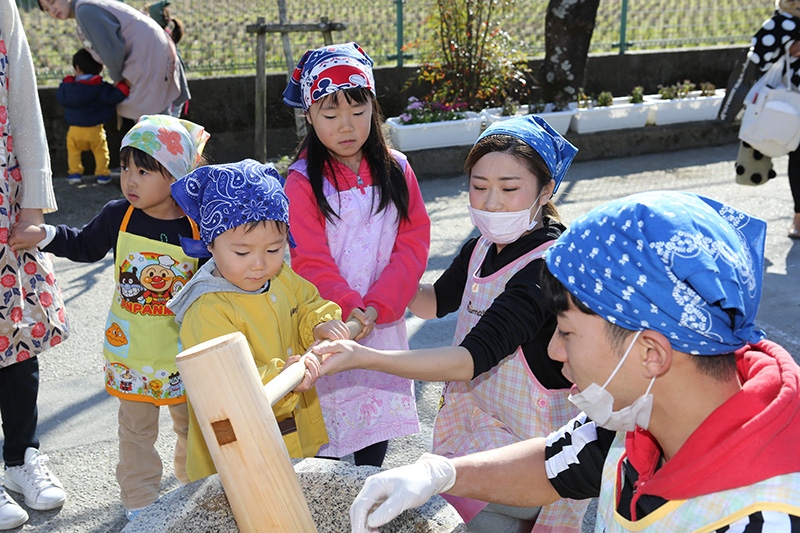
433, 236, 587, 532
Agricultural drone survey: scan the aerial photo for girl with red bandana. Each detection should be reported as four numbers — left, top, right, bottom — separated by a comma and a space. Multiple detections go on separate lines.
283, 42, 431, 468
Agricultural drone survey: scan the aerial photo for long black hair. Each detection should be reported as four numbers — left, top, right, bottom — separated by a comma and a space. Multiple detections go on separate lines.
292, 87, 410, 224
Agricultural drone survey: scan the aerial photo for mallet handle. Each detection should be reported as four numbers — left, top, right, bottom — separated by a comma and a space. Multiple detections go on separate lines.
263, 318, 363, 405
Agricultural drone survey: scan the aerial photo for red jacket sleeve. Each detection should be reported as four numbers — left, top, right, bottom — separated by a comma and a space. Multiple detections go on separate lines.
285, 169, 366, 319
362, 162, 431, 323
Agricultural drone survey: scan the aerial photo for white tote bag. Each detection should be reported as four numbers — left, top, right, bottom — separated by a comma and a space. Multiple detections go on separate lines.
739, 49, 800, 158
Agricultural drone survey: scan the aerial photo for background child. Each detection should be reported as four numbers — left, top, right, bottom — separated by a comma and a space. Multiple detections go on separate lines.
166, 159, 353, 481
0, 0, 69, 528
39, 0, 189, 133
56, 48, 129, 185
283, 42, 431, 468
317, 116, 590, 532
145, 0, 189, 117
10, 114, 209, 521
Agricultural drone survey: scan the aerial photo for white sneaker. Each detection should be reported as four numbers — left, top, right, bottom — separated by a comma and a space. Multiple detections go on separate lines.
3, 448, 66, 511
0, 487, 27, 530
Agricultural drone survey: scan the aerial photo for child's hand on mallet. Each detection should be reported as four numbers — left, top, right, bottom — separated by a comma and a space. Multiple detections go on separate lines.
285, 353, 321, 393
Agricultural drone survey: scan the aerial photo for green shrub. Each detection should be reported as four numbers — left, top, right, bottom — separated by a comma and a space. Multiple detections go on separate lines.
629, 86, 644, 104
596, 91, 614, 107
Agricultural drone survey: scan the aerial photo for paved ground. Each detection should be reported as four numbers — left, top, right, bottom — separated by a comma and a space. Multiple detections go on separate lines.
2, 142, 798, 532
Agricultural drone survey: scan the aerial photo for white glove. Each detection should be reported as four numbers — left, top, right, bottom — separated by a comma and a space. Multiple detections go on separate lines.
349, 453, 457, 533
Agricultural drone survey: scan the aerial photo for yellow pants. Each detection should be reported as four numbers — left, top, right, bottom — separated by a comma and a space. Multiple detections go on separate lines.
66, 124, 110, 176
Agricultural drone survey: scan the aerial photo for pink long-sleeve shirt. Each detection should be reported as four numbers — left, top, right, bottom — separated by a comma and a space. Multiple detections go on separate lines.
285, 154, 430, 323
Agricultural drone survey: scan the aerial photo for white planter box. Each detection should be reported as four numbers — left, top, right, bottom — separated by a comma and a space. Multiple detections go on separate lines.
386, 111, 484, 152
480, 103, 577, 135
570, 97, 652, 134
644, 89, 726, 125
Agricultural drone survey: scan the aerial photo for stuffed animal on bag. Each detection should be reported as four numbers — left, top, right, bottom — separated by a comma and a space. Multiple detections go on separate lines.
722, 0, 800, 125
735, 141, 777, 186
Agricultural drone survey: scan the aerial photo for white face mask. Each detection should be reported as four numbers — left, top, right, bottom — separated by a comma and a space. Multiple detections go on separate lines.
568, 330, 657, 432
468, 191, 544, 245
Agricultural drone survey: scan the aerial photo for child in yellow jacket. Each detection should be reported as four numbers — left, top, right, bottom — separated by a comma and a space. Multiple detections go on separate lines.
167, 159, 353, 481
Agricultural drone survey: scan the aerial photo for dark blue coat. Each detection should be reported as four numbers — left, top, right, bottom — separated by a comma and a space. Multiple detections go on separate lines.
56, 75, 129, 127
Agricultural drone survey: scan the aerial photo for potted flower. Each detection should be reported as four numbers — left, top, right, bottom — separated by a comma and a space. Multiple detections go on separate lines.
388, 0, 528, 149
386, 96, 483, 152
481, 93, 577, 135
644, 80, 726, 125
569, 87, 652, 134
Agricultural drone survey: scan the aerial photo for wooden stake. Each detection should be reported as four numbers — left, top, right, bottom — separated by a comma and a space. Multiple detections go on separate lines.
176, 332, 317, 532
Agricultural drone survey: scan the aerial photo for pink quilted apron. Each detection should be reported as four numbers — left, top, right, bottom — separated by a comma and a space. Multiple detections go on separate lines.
433, 237, 587, 533
290, 159, 419, 457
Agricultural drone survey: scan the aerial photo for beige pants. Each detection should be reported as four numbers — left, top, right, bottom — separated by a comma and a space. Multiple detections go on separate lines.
116, 399, 189, 510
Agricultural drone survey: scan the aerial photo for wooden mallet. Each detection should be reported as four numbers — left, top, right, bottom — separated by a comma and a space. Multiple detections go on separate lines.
176, 321, 363, 531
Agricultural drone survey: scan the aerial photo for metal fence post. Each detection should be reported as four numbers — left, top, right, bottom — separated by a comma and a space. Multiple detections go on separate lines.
254, 17, 267, 163
396, 0, 404, 67
618, 0, 629, 55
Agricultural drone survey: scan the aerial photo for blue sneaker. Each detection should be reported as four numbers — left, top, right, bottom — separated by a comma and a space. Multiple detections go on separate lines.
67, 174, 81, 185
96, 175, 112, 185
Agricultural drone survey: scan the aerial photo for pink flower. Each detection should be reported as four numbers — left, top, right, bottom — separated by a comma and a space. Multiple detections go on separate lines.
50, 336, 62, 347
157, 128, 184, 155
16, 351, 30, 363
31, 322, 45, 338
0, 336, 9, 351
1, 274, 15, 288
9, 307, 21, 323
39, 292, 53, 307
24, 262, 37, 275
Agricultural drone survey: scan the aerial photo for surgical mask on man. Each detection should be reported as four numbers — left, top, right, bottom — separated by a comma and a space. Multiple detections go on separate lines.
568, 330, 657, 432
467, 191, 544, 244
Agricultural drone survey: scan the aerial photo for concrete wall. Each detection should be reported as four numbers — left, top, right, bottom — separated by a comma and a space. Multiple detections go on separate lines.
38, 46, 747, 176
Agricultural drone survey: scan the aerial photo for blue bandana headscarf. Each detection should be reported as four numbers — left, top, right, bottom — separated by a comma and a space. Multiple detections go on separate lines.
545, 191, 766, 355
283, 42, 375, 111
171, 159, 294, 258
476, 115, 577, 193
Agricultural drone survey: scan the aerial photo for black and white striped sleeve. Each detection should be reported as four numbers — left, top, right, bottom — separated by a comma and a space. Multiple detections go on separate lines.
543, 412, 616, 500
717, 510, 800, 532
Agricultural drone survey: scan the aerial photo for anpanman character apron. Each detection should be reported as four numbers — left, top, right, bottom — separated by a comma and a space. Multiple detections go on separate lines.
0, 35, 70, 367
596, 433, 800, 532
434, 236, 588, 532
103, 206, 198, 404
289, 156, 419, 457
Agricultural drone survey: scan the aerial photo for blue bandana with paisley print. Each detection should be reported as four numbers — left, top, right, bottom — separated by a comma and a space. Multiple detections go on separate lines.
171, 159, 295, 258
545, 191, 766, 355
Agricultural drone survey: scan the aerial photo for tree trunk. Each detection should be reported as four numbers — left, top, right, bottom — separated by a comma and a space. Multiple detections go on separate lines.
540, 0, 601, 106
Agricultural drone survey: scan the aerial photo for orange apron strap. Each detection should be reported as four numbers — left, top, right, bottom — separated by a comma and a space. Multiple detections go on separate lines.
120, 205, 135, 233
188, 217, 199, 239
120, 204, 199, 239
